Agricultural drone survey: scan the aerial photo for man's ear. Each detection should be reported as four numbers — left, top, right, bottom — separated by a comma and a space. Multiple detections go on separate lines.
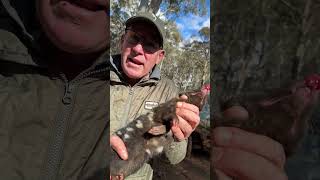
156, 50, 165, 64
119, 34, 125, 50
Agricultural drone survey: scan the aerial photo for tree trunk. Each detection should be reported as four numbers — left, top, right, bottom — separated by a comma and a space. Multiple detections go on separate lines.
150, 0, 162, 14
138, 0, 163, 14
138, 0, 150, 12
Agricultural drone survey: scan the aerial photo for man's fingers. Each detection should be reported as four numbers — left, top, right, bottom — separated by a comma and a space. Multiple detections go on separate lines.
222, 105, 249, 121
176, 103, 200, 129
176, 116, 193, 138
179, 94, 188, 100
213, 127, 286, 168
213, 147, 288, 180
110, 135, 128, 160
171, 123, 185, 141
172, 100, 201, 140
176, 101, 200, 115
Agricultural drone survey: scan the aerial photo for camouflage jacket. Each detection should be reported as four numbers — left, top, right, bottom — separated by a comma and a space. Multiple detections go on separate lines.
110, 55, 187, 180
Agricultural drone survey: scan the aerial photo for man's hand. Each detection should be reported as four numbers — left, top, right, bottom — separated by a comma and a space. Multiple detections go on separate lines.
110, 135, 127, 180
110, 135, 128, 160
171, 95, 201, 141
212, 127, 288, 180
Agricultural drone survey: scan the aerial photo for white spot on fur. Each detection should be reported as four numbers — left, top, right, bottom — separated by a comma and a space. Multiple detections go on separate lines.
117, 131, 122, 136
151, 139, 159, 146
126, 127, 134, 132
124, 134, 130, 139
136, 120, 143, 129
156, 146, 164, 153
145, 149, 151, 156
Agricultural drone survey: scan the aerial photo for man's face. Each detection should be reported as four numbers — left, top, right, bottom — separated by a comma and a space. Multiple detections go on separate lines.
121, 22, 165, 80
36, 0, 109, 54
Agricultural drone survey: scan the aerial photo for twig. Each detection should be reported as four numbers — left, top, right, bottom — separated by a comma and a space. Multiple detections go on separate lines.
279, 0, 302, 16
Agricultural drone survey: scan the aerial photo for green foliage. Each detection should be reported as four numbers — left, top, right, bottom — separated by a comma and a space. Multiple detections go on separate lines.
157, 0, 207, 16
199, 27, 210, 42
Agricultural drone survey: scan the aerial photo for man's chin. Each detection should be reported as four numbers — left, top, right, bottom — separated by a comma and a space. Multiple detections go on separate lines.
42, 21, 108, 54
123, 69, 145, 80
47, 26, 107, 54
52, 32, 107, 54
37, 0, 108, 54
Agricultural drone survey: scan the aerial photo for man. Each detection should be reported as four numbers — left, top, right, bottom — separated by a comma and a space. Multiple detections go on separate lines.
110, 12, 200, 179
110, 12, 288, 180
0, 0, 109, 179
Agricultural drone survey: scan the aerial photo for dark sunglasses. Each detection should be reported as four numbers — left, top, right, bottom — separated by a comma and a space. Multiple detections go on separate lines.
125, 28, 162, 53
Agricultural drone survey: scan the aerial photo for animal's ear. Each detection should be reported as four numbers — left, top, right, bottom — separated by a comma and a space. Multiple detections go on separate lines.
148, 125, 167, 135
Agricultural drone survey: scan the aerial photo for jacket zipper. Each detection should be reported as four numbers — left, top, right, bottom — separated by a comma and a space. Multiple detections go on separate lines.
40, 68, 108, 180
119, 81, 156, 127
40, 79, 75, 180
122, 87, 134, 127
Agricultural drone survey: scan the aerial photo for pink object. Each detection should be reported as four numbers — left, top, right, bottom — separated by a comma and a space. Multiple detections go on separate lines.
201, 84, 211, 94
304, 74, 320, 90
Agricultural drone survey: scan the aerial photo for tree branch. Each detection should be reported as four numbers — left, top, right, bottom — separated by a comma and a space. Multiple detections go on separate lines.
279, 0, 302, 16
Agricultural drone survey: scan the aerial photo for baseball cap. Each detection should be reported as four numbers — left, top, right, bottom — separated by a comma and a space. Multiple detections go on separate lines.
125, 11, 165, 47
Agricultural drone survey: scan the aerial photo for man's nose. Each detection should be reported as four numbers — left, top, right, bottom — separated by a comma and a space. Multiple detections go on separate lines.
131, 43, 144, 55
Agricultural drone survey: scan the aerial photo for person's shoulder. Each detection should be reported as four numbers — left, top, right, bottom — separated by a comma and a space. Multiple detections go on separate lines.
158, 77, 176, 88
0, 30, 34, 65
155, 77, 178, 97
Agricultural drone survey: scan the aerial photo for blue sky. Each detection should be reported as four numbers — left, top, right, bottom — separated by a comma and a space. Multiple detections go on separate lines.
111, 0, 210, 43
166, 0, 210, 43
